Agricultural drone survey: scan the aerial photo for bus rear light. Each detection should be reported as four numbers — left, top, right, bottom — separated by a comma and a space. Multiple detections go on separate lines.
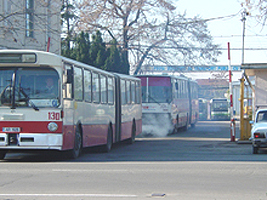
254, 132, 266, 138
48, 122, 58, 132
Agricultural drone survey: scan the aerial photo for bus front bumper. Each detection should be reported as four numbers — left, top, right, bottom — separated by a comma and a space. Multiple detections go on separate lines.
0, 133, 63, 150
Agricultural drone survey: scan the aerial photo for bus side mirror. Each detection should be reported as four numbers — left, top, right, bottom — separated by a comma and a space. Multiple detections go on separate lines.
63, 69, 73, 84
175, 82, 178, 90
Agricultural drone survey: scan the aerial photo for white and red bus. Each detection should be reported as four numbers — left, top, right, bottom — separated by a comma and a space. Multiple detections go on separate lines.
0, 50, 142, 159
136, 75, 198, 134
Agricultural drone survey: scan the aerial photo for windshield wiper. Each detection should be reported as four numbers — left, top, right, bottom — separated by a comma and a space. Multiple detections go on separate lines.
19, 88, 39, 111
0, 85, 12, 106
148, 95, 160, 105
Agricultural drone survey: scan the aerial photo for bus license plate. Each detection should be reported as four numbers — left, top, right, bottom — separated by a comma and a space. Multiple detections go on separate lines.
2, 127, 21, 132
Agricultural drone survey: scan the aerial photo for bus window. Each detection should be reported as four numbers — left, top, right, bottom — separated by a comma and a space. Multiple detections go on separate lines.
149, 86, 171, 103
131, 81, 136, 103
0, 67, 59, 108
74, 66, 83, 101
126, 80, 131, 104
108, 77, 114, 104
43, 76, 58, 97
185, 81, 189, 98
136, 81, 141, 104
92, 72, 100, 103
121, 79, 126, 105
177, 80, 181, 98
100, 74, 107, 104
84, 70, 91, 102
174, 80, 178, 99
182, 81, 186, 98
63, 64, 72, 99
0, 69, 13, 105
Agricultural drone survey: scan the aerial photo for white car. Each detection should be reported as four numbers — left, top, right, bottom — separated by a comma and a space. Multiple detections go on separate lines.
250, 109, 267, 154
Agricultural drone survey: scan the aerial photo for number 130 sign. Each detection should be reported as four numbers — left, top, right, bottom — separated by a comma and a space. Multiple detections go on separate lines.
48, 112, 60, 120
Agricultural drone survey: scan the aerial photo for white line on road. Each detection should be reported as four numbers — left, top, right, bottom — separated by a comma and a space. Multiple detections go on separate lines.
0, 194, 137, 198
52, 169, 129, 172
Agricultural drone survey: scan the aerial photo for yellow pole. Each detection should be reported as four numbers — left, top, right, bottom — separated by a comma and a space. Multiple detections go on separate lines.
240, 77, 245, 140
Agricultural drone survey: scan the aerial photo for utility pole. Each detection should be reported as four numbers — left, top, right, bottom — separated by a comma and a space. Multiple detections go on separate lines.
241, 9, 248, 64
46, 0, 51, 52
240, 9, 250, 141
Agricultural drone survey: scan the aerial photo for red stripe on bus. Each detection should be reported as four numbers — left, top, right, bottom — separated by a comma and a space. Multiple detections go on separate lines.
0, 121, 63, 133
82, 124, 109, 147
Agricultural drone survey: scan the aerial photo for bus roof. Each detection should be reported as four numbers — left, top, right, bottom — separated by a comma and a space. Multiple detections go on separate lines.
0, 49, 115, 77
136, 74, 189, 81
114, 73, 141, 81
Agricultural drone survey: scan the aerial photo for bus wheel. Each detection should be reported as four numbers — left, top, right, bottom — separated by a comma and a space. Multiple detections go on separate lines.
104, 126, 113, 153
128, 121, 136, 144
253, 146, 258, 154
182, 115, 189, 131
182, 121, 188, 131
0, 151, 7, 160
171, 115, 179, 134
68, 127, 82, 159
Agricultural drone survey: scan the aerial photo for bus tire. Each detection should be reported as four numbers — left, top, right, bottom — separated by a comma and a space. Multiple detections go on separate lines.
182, 114, 189, 131
104, 125, 113, 153
172, 115, 179, 134
0, 151, 7, 160
183, 122, 188, 131
128, 120, 136, 144
68, 126, 82, 159
253, 146, 258, 154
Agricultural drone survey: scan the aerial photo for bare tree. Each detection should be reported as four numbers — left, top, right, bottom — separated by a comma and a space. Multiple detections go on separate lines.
0, 0, 61, 54
76, 0, 221, 74
242, 0, 267, 25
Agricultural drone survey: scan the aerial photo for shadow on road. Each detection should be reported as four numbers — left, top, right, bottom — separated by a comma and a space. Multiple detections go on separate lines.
3, 121, 267, 162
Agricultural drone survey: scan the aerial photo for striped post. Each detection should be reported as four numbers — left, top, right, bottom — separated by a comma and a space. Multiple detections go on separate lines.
228, 42, 235, 142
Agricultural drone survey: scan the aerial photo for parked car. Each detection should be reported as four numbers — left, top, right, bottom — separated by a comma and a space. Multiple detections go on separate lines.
250, 109, 267, 154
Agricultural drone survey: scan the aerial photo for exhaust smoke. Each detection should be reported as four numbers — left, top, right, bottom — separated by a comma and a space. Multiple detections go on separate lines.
140, 113, 173, 137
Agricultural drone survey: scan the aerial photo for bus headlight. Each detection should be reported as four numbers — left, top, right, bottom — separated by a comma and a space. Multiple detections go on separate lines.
47, 122, 58, 132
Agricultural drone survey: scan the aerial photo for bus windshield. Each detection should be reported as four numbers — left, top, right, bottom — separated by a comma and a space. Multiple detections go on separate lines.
0, 67, 59, 108
142, 86, 172, 103
211, 101, 228, 111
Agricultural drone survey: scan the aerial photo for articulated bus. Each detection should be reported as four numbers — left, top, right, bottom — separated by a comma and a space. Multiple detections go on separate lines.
210, 98, 230, 120
136, 75, 199, 133
0, 50, 142, 159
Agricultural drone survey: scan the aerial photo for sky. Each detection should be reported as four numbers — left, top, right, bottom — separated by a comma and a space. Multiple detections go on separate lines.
174, 0, 267, 80
176, 0, 267, 65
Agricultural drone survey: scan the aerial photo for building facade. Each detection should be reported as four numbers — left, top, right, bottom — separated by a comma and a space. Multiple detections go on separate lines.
0, 0, 61, 54
196, 79, 229, 100
242, 63, 267, 113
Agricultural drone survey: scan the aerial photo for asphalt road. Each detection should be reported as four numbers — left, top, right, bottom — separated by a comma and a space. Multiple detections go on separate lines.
1, 121, 267, 200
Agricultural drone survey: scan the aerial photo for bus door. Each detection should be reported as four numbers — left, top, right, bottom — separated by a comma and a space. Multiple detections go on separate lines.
120, 79, 132, 140
62, 64, 75, 150
188, 81, 193, 124
114, 77, 121, 142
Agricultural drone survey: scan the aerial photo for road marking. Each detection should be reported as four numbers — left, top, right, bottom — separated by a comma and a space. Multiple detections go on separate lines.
52, 169, 129, 172
1, 161, 267, 166
0, 194, 137, 198
137, 137, 230, 141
